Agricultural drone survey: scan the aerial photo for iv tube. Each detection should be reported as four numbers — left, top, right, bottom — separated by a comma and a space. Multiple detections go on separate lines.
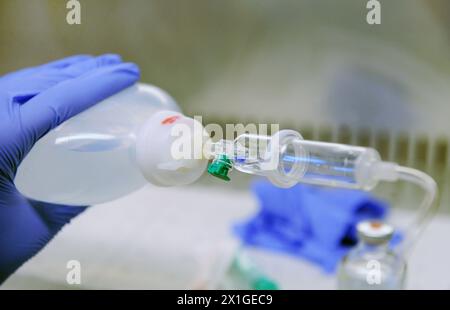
394, 166, 438, 255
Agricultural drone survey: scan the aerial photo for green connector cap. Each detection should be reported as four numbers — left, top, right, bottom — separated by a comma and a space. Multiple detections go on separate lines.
252, 277, 279, 290
207, 154, 233, 181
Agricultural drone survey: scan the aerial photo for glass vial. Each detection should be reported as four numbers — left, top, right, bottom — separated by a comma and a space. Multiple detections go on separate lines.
337, 221, 406, 290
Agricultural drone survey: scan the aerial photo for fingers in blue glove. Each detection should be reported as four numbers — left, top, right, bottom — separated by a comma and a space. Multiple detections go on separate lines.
57, 54, 122, 77
0, 54, 93, 81
19, 61, 140, 141
6, 54, 124, 105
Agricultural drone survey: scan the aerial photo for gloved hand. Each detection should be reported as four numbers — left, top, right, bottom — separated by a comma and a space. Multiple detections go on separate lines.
0, 54, 140, 283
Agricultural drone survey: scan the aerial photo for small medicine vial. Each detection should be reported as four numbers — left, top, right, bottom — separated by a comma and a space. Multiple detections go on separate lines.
337, 221, 406, 290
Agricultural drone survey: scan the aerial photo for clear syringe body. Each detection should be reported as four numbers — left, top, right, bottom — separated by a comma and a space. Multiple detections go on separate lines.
210, 130, 382, 190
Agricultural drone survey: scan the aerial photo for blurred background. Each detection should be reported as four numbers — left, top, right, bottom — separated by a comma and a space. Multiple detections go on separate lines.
1, 0, 450, 289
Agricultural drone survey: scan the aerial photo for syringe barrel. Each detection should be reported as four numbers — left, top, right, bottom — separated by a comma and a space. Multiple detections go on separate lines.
227, 130, 381, 189
279, 139, 381, 190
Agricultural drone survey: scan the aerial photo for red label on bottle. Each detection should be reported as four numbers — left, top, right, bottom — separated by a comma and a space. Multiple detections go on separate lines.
161, 115, 180, 125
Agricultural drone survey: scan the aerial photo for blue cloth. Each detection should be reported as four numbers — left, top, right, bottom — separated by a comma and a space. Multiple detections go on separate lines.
0, 54, 140, 283
234, 181, 389, 273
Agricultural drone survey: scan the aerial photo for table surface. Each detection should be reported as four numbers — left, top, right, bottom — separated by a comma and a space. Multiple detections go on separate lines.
2, 184, 450, 289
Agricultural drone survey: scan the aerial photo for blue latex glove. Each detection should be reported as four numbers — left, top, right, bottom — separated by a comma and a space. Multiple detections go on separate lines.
0, 54, 140, 283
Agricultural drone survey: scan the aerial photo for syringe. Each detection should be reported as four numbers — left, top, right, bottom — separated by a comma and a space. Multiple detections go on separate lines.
207, 129, 395, 190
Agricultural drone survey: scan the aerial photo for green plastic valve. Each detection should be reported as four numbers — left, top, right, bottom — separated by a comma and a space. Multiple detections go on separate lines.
252, 276, 279, 290
207, 154, 233, 181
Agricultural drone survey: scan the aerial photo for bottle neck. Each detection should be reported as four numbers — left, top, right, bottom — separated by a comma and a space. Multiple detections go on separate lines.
136, 110, 208, 186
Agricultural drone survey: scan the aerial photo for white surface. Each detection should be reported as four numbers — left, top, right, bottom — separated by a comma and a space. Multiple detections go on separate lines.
2, 184, 450, 289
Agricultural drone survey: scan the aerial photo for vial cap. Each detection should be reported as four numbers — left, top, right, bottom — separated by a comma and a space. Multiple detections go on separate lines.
357, 220, 394, 245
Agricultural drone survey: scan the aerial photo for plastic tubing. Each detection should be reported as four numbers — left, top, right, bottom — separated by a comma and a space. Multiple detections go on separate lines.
394, 166, 438, 256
